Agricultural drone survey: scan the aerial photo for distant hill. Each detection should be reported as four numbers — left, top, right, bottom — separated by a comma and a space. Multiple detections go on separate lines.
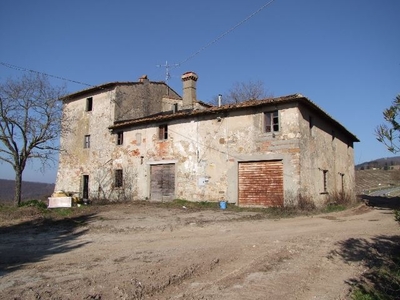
0, 179, 55, 203
356, 156, 400, 170
355, 169, 399, 194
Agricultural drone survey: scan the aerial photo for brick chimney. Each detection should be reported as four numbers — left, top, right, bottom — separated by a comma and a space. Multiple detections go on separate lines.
139, 75, 149, 83
181, 71, 198, 109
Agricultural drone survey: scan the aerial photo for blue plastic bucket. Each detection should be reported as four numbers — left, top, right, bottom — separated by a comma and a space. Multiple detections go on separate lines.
219, 201, 227, 210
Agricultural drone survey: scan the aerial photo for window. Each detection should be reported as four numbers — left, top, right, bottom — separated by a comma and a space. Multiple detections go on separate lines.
339, 173, 345, 192
117, 132, 123, 145
84, 135, 90, 148
82, 175, 89, 199
159, 125, 168, 140
309, 115, 314, 135
86, 97, 93, 111
321, 169, 328, 194
115, 169, 123, 188
264, 111, 279, 133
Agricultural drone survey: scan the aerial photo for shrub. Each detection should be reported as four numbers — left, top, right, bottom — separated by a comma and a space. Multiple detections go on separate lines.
328, 192, 354, 206
297, 195, 316, 211
19, 199, 47, 209
395, 210, 400, 223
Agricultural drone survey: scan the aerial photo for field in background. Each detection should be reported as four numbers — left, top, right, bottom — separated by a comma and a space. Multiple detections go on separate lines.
355, 169, 400, 195
0, 179, 54, 203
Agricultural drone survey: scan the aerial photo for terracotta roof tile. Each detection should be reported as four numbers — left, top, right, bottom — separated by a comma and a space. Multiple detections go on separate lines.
109, 93, 359, 142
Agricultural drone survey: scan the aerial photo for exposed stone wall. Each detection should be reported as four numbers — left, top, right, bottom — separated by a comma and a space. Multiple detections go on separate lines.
298, 104, 356, 206
100, 104, 302, 204
114, 83, 180, 122
55, 90, 117, 199
56, 93, 356, 206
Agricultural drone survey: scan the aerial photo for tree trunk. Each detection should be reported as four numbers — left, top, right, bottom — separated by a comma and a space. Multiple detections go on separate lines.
14, 170, 22, 207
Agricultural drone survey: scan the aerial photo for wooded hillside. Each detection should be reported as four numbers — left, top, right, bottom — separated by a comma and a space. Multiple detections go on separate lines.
0, 179, 54, 203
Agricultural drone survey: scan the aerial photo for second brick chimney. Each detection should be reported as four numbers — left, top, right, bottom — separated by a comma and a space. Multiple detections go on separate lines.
181, 71, 198, 109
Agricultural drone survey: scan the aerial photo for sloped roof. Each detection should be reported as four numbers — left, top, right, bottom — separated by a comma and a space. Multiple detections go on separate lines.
110, 94, 359, 142
62, 81, 180, 101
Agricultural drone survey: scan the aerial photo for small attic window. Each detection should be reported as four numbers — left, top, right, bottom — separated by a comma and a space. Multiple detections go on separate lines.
309, 115, 314, 136
264, 111, 279, 133
86, 97, 93, 111
159, 125, 168, 140
117, 132, 123, 145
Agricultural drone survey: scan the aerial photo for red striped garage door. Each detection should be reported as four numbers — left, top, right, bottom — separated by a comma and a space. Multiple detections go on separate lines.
150, 164, 175, 202
238, 160, 284, 207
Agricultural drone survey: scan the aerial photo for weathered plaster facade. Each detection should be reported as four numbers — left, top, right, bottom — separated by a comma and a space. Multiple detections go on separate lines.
56, 73, 359, 207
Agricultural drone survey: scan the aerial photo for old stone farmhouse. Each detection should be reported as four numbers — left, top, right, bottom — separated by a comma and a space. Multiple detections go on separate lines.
55, 72, 359, 207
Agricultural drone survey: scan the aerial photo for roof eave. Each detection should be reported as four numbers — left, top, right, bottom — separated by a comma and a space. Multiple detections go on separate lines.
109, 94, 359, 143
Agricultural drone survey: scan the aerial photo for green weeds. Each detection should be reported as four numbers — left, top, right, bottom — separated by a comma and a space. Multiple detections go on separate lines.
349, 210, 400, 300
19, 199, 47, 209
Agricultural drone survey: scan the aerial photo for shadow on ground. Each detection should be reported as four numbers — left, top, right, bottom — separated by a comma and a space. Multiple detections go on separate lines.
360, 194, 400, 210
0, 213, 96, 276
330, 235, 400, 299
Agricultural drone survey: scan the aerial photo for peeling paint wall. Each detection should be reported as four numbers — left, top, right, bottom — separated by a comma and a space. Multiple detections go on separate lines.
56, 93, 356, 206
102, 104, 303, 205
56, 89, 118, 200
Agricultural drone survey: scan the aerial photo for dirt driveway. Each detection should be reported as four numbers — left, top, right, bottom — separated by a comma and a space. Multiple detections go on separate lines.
0, 203, 399, 300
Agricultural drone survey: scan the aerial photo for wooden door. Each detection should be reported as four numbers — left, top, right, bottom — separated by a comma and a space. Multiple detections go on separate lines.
150, 164, 175, 201
82, 175, 89, 200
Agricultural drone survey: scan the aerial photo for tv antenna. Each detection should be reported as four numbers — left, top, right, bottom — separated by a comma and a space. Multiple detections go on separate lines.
156, 60, 179, 84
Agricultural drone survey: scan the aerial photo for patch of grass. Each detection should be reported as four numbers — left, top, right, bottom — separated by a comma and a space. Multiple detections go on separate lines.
351, 289, 375, 300
349, 235, 400, 300
19, 199, 47, 210
0, 203, 17, 212
52, 208, 75, 217
324, 204, 347, 213
162, 199, 220, 210
351, 263, 400, 300
165, 198, 353, 219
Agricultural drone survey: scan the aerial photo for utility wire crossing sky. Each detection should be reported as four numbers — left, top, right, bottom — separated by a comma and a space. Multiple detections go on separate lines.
0, 0, 399, 183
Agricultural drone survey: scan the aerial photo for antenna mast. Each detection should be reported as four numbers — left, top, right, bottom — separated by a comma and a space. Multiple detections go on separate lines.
156, 60, 179, 84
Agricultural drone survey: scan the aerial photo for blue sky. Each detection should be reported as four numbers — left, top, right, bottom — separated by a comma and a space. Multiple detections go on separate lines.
0, 0, 399, 183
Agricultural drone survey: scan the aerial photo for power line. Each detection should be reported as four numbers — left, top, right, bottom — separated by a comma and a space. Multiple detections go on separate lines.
0, 61, 97, 88
1, 1, 277, 87
174, 0, 276, 68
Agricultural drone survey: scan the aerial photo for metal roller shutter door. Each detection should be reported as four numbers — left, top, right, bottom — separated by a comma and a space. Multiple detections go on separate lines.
238, 160, 284, 207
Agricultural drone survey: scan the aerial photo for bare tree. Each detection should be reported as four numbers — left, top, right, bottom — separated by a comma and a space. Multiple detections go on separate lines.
376, 94, 400, 153
0, 74, 66, 206
209, 80, 271, 105
226, 80, 270, 104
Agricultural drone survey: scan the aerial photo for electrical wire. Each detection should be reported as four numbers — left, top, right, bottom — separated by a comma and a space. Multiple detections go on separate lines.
1, 1, 277, 86
174, 0, 276, 68
0, 61, 97, 88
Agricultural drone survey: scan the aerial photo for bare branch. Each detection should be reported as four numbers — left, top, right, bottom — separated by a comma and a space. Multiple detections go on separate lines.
0, 73, 66, 205
209, 80, 272, 105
